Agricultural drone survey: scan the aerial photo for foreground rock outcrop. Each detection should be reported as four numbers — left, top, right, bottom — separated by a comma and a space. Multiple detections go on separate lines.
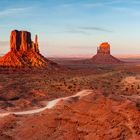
0, 30, 57, 68
92, 42, 122, 64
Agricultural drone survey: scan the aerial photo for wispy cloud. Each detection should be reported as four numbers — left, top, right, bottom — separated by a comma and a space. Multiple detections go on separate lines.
81, 0, 122, 8
50, 25, 113, 35
0, 7, 32, 17
80, 0, 140, 16
113, 7, 140, 16
82, 0, 140, 8
64, 29, 90, 35
54, 0, 123, 10
79, 26, 113, 33
65, 26, 113, 35
50, 29, 90, 35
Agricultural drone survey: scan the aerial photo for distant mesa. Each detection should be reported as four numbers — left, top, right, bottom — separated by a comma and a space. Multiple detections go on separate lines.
92, 42, 122, 64
98, 42, 110, 54
0, 30, 57, 68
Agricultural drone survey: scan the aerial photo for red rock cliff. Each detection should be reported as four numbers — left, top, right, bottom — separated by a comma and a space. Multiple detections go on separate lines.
0, 30, 57, 68
10, 30, 39, 53
97, 42, 110, 54
92, 42, 122, 64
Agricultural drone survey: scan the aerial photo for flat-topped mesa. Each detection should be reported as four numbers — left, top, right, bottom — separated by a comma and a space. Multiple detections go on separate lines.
10, 30, 39, 53
92, 42, 123, 64
97, 42, 110, 54
0, 29, 58, 68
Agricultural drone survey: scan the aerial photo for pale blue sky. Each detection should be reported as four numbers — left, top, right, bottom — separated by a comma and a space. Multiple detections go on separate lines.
0, 0, 140, 57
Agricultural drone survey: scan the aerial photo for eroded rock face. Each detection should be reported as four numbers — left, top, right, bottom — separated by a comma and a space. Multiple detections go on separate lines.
92, 42, 122, 64
97, 42, 110, 54
0, 30, 56, 68
10, 30, 38, 53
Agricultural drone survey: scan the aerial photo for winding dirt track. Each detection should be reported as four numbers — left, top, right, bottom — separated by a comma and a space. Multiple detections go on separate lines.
0, 90, 93, 118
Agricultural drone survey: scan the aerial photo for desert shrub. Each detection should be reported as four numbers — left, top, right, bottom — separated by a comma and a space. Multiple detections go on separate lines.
68, 85, 73, 89
136, 102, 140, 111
137, 85, 140, 89
125, 87, 129, 91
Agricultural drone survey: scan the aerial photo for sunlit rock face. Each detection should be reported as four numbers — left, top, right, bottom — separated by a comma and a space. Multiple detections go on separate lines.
10, 30, 39, 53
97, 42, 110, 54
92, 42, 122, 64
0, 30, 56, 68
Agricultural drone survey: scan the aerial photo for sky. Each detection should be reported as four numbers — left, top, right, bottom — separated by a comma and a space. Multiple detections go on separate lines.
0, 0, 140, 57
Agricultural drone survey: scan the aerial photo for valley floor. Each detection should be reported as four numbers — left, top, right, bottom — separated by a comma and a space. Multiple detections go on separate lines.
0, 60, 140, 140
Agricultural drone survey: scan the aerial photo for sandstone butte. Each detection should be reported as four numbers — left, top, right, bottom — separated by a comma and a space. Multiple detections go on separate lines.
0, 30, 56, 68
92, 42, 123, 64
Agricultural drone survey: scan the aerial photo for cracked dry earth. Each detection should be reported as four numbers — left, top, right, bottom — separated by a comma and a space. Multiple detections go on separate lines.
1, 90, 140, 140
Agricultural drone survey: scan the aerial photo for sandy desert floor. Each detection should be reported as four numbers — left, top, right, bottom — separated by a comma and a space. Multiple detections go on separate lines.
0, 59, 140, 140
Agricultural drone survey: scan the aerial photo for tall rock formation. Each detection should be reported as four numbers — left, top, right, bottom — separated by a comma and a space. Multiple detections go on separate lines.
92, 42, 122, 64
10, 30, 39, 53
97, 42, 110, 54
0, 30, 56, 68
